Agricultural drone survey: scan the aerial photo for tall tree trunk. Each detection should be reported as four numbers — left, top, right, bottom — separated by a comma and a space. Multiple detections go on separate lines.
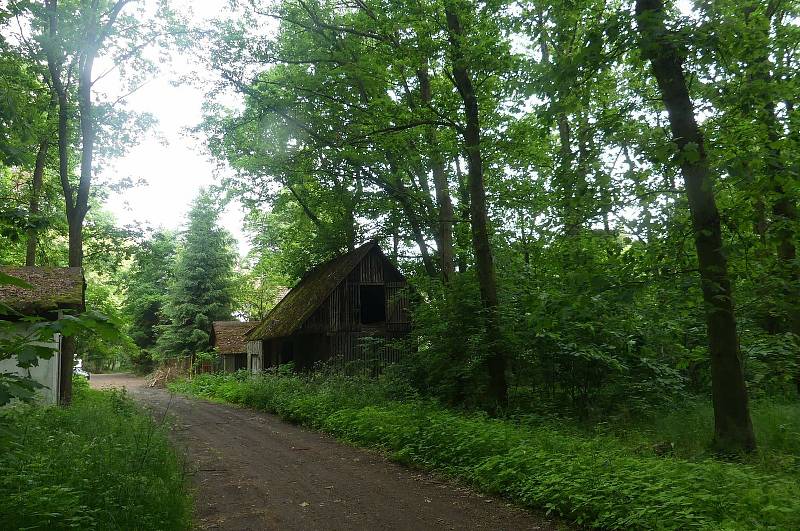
395, 179, 437, 277
537, 12, 581, 235
46, 0, 131, 405
418, 68, 455, 282
741, 2, 800, 389
557, 113, 579, 234
26, 139, 49, 266
575, 118, 593, 226
445, 3, 508, 411
784, 96, 800, 390
73, 3, 100, 268
454, 157, 470, 272
46, 0, 76, 406
636, 0, 756, 452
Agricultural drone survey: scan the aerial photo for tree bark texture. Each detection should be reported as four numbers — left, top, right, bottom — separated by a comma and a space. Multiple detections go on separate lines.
445, 2, 508, 410
418, 68, 456, 282
46, 0, 75, 405
26, 139, 49, 266
454, 156, 470, 272
636, 0, 756, 452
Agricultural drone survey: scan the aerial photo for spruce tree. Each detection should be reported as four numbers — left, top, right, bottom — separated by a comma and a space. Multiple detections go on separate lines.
157, 191, 236, 360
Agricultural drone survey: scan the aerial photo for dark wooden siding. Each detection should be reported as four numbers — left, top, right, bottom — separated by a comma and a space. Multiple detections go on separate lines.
386, 281, 410, 332
326, 331, 405, 370
264, 246, 409, 374
360, 251, 384, 284
303, 298, 327, 332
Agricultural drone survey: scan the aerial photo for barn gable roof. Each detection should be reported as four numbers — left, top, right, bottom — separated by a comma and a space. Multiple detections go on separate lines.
247, 241, 400, 341
212, 321, 257, 354
0, 267, 85, 317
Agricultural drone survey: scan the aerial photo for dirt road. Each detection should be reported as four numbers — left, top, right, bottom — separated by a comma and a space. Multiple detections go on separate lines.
91, 373, 560, 531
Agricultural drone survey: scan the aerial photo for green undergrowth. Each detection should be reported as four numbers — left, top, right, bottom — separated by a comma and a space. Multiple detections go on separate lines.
170, 372, 800, 530
0, 378, 191, 530
600, 399, 800, 476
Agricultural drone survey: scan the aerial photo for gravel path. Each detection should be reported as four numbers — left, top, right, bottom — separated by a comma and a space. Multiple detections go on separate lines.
90, 373, 562, 531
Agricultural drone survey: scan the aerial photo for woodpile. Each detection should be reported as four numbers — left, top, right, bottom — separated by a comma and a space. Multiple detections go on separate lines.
146, 365, 182, 388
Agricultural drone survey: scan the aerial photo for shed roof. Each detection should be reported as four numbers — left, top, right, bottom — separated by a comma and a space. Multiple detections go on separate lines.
0, 267, 85, 316
247, 241, 396, 341
212, 321, 257, 354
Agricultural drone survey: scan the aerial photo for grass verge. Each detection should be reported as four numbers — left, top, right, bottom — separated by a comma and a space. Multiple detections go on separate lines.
171, 372, 799, 530
0, 378, 191, 530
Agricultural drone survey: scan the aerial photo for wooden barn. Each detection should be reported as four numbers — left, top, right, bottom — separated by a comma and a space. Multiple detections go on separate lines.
246, 241, 410, 372
211, 321, 257, 372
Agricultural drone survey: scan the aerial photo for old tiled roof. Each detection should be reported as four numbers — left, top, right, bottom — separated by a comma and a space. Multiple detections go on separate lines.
0, 267, 85, 316
212, 321, 258, 354
248, 241, 380, 341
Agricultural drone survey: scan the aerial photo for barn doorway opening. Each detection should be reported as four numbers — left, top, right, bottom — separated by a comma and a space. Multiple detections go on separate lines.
280, 340, 294, 364
360, 285, 386, 324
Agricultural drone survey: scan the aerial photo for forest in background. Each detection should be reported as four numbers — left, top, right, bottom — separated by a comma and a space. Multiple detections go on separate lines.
1, 0, 798, 462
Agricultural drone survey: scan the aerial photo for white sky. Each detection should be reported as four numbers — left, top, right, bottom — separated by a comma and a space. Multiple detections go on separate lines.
99, 0, 251, 255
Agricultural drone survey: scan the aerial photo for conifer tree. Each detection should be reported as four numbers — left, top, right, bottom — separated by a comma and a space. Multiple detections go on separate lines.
157, 191, 236, 360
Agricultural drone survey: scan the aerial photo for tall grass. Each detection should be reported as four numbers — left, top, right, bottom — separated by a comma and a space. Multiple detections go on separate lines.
0, 378, 191, 530
171, 372, 800, 530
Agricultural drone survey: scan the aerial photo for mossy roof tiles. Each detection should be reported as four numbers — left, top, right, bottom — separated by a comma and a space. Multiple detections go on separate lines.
0, 267, 85, 316
247, 241, 378, 341
212, 321, 258, 354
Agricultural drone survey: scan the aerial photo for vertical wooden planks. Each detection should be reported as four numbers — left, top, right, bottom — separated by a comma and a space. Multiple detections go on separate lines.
360, 249, 384, 284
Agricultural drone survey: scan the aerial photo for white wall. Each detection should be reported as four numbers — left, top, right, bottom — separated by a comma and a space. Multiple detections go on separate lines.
0, 324, 61, 404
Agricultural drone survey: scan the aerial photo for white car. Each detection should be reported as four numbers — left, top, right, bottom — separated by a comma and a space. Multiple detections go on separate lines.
73, 360, 90, 380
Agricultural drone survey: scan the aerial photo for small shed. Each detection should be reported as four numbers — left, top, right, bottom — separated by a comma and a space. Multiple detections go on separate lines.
211, 321, 257, 372
0, 267, 86, 404
246, 241, 410, 372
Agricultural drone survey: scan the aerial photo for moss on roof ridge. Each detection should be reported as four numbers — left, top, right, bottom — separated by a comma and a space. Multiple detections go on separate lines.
247, 241, 378, 341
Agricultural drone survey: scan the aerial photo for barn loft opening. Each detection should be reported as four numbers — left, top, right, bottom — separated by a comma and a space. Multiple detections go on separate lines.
360, 285, 386, 324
